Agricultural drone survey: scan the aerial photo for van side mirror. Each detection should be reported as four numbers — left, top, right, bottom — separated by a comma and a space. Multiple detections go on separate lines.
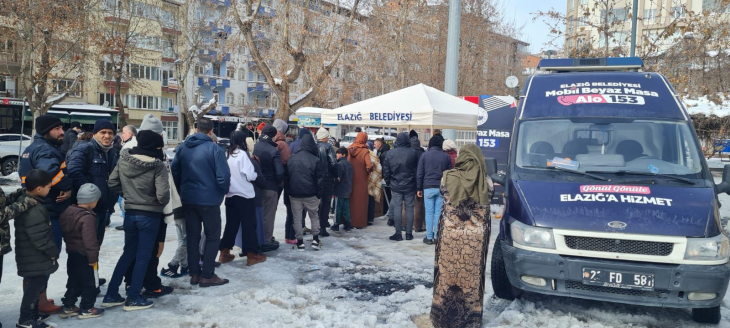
485, 157, 506, 185
717, 164, 730, 195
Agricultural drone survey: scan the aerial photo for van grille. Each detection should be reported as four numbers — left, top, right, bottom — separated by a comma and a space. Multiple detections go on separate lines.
564, 236, 673, 256
565, 281, 668, 298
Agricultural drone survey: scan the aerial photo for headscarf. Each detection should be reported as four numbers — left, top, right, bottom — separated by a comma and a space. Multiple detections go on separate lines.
348, 132, 370, 158
444, 144, 489, 205
442, 139, 457, 151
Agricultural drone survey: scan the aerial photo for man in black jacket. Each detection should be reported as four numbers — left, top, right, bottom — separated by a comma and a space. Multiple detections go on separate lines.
315, 127, 336, 237
286, 133, 324, 251
252, 125, 284, 251
416, 134, 451, 244
61, 121, 82, 157
383, 132, 418, 241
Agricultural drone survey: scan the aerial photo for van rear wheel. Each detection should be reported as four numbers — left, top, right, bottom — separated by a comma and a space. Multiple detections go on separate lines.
491, 238, 519, 300
692, 305, 720, 324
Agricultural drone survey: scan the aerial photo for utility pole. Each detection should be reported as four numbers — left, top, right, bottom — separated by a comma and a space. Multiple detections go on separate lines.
630, 0, 638, 57
442, 0, 461, 141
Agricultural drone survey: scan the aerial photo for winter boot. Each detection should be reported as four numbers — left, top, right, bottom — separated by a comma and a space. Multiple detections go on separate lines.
246, 252, 267, 266
199, 274, 229, 288
330, 224, 340, 232
387, 218, 394, 226
78, 307, 105, 319
406, 233, 413, 241
319, 228, 330, 237
389, 233, 403, 241
59, 305, 80, 319
190, 275, 201, 286
218, 249, 235, 264
38, 291, 61, 314
344, 223, 352, 232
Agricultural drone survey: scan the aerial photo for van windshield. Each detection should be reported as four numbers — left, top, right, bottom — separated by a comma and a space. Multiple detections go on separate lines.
515, 119, 703, 178
342, 135, 355, 142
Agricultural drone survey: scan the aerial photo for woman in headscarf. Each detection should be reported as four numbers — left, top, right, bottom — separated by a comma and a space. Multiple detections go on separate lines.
347, 132, 373, 228
442, 139, 458, 168
430, 144, 494, 328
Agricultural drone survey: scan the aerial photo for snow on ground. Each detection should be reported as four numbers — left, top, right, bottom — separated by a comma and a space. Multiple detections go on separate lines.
1, 173, 730, 327
684, 95, 730, 117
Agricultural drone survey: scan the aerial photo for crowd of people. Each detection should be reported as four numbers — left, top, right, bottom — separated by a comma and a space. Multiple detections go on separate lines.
0, 114, 461, 328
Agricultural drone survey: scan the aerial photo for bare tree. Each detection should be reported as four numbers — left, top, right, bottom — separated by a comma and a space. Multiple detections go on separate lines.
0, 0, 91, 119
232, 0, 364, 120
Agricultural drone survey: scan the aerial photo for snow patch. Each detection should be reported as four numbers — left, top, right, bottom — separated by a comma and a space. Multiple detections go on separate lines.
684, 94, 730, 117
45, 93, 66, 104
274, 78, 282, 86
290, 88, 313, 105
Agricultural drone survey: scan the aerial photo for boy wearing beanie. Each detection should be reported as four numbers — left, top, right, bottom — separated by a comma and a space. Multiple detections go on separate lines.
59, 183, 105, 319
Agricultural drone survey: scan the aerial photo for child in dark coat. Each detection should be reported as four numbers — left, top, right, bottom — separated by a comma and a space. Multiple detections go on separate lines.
14, 169, 58, 328
332, 147, 354, 232
59, 183, 105, 319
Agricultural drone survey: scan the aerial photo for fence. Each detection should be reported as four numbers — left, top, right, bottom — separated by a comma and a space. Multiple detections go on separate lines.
455, 130, 477, 150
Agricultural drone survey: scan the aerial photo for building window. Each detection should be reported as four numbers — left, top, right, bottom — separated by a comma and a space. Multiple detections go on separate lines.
213, 63, 221, 76
195, 64, 205, 75
226, 92, 234, 104
99, 93, 117, 108
248, 69, 254, 80
643, 8, 656, 23
163, 120, 178, 141
213, 91, 219, 103
239, 68, 245, 80
125, 94, 161, 110
672, 6, 686, 19
226, 67, 235, 79
239, 93, 245, 106
579, 0, 588, 5
53, 79, 82, 97
271, 95, 278, 109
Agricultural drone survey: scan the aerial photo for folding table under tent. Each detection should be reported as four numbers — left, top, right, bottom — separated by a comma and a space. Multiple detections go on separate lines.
320, 83, 478, 130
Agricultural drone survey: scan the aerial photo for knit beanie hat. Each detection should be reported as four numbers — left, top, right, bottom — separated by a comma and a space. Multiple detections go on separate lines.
273, 119, 288, 134
77, 183, 101, 205
428, 134, 444, 149
92, 119, 115, 134
409, 130, 418, 138
140, 114, 163, 134
36, 115, 64, 135
442, 139, 457, 151
130, 130, 164, 159
261, 125, 277, 139
70, 121, 81, 129
316, 127, 330, 140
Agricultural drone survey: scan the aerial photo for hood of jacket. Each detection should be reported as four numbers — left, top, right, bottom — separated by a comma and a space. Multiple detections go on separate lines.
119, 149, 163, 178
298, 128, 311, 139
184, 132, 213, 148
410, 136, 421, 150
298, 133, 318, 156
395, 133, 411, 148
275, 130, 287, 143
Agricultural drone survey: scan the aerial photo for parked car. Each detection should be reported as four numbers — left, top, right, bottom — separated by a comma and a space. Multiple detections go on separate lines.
0, 143, 26, 176
0, 134, 31, 144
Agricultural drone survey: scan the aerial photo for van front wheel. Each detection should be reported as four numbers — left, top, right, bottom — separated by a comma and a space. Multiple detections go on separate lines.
692, 305, 720, 324
491, 238, 518, 300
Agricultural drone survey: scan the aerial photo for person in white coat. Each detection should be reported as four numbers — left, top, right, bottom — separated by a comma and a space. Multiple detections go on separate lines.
218, 131, 267, 266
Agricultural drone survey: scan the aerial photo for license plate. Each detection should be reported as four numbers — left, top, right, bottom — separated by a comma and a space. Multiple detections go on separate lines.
582, 268, 655, 291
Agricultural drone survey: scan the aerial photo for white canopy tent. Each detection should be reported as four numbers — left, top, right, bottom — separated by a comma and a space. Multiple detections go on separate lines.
321, 83, 478, 130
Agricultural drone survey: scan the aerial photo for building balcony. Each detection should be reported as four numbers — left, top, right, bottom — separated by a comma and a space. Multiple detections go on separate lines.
198, 50, 230, 62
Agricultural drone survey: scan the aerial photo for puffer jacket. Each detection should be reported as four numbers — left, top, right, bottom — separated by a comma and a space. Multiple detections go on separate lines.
14, 194, 59, 277
171, 133, 230, 206
417, 146, 452, 190
286, 134, 324, 198
383, 133, 418, 194
18, 134, 74, 216
252, 136, 284, 191
60, 205, 99, 264
61, 128, 78, 157
317, 141, 337, 183
67, 138, 120, 212
110, 149, 170, 213
0, 188, 36, 255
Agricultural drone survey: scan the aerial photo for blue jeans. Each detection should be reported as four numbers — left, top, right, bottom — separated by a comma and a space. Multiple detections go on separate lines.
107, 213, 160, 301
118, 196, 125, 219
424, 188, 444, 239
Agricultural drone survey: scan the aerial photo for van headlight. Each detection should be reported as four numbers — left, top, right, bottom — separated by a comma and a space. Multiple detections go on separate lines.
684, 234, 730, 261
511, 220, 555, 249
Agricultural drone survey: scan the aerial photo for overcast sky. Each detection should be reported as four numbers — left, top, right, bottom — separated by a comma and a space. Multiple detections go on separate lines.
502, 0, 566, 54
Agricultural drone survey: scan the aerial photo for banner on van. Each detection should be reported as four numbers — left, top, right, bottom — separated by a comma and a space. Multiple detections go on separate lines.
477, 95, 517, 205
